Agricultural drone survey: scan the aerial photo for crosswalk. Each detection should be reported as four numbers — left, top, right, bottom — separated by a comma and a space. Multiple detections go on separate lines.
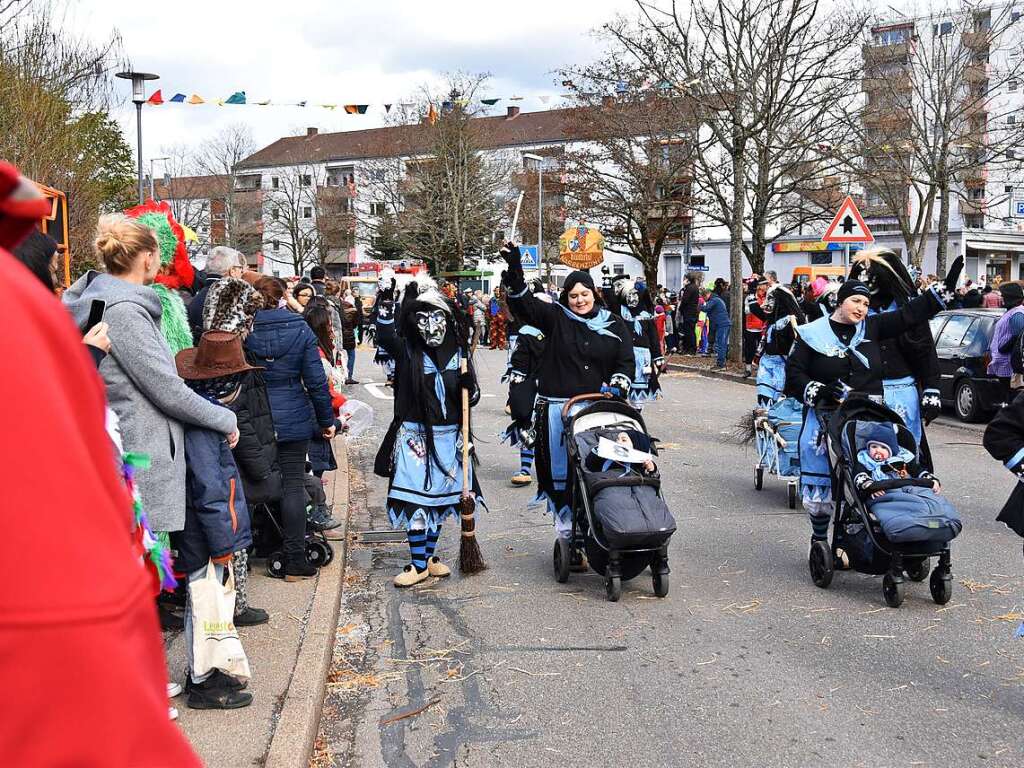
353, 380, 496, 401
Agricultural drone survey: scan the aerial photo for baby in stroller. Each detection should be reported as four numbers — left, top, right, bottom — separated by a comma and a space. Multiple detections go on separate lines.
584, 430, 658, 476
853, 424, 941, 500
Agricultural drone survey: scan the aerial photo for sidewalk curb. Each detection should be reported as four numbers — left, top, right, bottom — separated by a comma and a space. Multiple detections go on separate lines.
263, 442, 350, 768
666, 360, 986, 436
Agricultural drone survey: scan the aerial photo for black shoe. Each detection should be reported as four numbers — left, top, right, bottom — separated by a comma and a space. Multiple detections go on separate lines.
158, 603, 184, 631
234, 606, 270, 626
284, 560, 317, 582
185, 668, 247, 693
345, 378, 359, 385
186, 679, 253, 710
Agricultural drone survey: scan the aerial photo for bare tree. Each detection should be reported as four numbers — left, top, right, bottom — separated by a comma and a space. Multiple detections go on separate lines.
843, 2, 1024, 272
557, 52, 697, 288
607, 0, 866, 359
261, 164, 329, 277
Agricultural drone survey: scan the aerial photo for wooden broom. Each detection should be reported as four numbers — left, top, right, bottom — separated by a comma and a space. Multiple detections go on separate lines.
458, 357, 487, 573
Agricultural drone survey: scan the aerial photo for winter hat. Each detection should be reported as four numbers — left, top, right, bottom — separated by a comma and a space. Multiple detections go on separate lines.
123, 199, 194, 290
203, 277, 264, 338
836, 279, 870, 305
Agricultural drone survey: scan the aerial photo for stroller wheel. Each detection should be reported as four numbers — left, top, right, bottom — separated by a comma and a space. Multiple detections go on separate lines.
808, 540, 834, 589
306, 540, 332, 569
553, 538, 571, 583
605, 575, 622, 602
882, 573, 905, 608
754, 464, 764, 491
267, 551, 285, 579
905, 558, 930, 582
652, 570, 669, 598
787, 482, 797, 509
929, 569, 953, 605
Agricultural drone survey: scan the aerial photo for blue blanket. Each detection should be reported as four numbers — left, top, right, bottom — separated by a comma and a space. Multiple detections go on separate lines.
869, 486, 961, 544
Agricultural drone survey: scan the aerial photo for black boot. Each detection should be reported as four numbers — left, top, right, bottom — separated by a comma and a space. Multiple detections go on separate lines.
284, 559, 317, 582
158, 602, 184, 631
186, 673, 252, 710
234, 606, 270, 626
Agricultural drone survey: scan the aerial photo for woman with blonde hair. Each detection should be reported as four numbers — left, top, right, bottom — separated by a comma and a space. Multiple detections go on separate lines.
63, 215, 239, 604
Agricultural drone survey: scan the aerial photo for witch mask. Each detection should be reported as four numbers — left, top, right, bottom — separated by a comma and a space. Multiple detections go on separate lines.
625, 289, 640, 309
415, 309, 447, 347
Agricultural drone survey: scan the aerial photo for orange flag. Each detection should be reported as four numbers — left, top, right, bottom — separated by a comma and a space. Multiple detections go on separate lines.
187, 94, 205, 105
427, 103, 438, 124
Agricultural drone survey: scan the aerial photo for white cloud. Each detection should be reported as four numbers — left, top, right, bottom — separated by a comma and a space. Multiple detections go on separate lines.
70, 0, 633, 164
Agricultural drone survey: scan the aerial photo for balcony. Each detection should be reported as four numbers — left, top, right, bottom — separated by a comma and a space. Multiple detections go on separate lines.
965, 62, 991, 84
862, 70, 911, 93
962, 165, 988, 186
960, 197, 987, 216
862, 40, 912, 65
862, 104, 912, 129
962, 98, 989, 118
234, 174, 262, 192
962, 30, 991, 51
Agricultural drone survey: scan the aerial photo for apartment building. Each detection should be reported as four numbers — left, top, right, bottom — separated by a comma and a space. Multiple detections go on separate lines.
233, 105, 694, 288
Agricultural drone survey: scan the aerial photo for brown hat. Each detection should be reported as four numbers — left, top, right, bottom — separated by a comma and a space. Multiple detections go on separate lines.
175, 331, 261, 381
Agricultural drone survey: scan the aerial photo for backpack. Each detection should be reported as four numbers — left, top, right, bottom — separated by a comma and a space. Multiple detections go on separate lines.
1012, 329, 1024, 376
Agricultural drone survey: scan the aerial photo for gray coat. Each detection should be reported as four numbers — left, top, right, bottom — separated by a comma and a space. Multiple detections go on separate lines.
64, 272, 237, 532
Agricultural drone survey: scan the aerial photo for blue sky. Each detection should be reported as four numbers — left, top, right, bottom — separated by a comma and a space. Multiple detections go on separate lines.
76, 0, 633, 162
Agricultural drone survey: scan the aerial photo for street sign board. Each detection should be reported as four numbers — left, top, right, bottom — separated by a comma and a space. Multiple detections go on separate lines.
519, 245, 539, 269
1015, 200, 1024, 217
822, 196, 874, 244
687, 264, 710, 272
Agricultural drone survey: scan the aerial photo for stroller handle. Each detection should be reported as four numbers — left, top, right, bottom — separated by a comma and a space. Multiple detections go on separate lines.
562, 392, 613, 418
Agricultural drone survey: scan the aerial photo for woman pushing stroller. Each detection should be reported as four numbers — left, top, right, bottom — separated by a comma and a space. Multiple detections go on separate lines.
500, 242, 634, 558
784, 256, 963, 554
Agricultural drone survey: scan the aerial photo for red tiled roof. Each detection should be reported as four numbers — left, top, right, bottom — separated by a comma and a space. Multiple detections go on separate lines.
236, 107, 578, 170
153, 174, 231, 200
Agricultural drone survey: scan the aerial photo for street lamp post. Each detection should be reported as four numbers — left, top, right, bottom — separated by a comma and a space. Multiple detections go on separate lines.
116, 70, 160, 204
522, 153, 544, 281
149, 156, 170, 200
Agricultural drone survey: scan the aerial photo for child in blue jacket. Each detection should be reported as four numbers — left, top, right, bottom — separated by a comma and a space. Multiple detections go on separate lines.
174, 331, 256, 710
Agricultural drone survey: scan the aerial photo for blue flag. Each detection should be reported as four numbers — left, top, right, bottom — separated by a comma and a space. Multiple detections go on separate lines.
225, 91, 246, 104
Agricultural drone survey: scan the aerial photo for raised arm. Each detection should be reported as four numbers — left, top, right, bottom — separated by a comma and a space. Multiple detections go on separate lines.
373, 283, 404, 360
984, 391, 1024, 477
500, 243, 558, 333
875, 257, 964, 341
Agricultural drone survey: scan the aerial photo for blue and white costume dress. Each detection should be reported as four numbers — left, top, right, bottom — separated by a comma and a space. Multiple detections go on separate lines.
618, 305, 664, 403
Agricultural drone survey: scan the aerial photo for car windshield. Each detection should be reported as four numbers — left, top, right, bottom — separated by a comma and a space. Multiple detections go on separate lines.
963, 318, 994, 355
935, 314, 976, 349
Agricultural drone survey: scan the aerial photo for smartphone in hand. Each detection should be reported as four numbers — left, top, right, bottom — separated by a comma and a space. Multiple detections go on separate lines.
85, 299, 106, 333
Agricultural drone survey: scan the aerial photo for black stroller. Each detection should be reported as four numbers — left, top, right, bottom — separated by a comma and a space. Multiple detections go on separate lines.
558, 394, 676, 602
810, 397, 959, 608
250, 470, 337, 577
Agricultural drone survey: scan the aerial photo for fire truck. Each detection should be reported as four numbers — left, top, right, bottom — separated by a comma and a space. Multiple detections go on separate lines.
34, 183, 71, 287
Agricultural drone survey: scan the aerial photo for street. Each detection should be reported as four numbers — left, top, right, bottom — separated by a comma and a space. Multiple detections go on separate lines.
314, 348, 1024, 768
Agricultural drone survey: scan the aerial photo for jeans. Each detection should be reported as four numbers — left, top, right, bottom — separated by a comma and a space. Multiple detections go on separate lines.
185, 562, 226, 684
715, 324, 731, 367
278, 439, 310, 561
346, 348, 356, 380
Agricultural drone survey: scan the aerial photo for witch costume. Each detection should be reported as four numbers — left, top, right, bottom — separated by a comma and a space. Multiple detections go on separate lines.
605, 277, 664, 403
501, 281, 550, 486
370, 272, 398, 385
750, 284, 805, 406
785, 263, 961, 547
849, 249, 942, 463
373, 277, 484, 587
501, 244, 634, 543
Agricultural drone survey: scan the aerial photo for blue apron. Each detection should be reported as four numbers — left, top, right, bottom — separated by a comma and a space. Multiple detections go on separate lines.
533, 396, 584, 526
387, 422, 474, 532
756, 354, 786, 403
798, 405, 833, 502
882, 375, 922, 447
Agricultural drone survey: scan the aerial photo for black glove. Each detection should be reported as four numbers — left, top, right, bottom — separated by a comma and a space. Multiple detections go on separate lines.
379, 278, 396, 302
920, 388, 941, 424
942, 255, 965, 296
458, 370, 474, 392
499, 242, 525, 292
829, 380, 851, 404
848, 261, 865, 283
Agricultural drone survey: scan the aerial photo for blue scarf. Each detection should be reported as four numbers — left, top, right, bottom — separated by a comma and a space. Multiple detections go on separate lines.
856, 447, 917, 482
797, 315, 870, 369
619, 305, 651, 336
423, 351, 459, 419
557, 302, 619, 338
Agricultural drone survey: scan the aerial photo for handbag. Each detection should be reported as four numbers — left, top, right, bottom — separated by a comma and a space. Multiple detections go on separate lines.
189, 562, 251, 681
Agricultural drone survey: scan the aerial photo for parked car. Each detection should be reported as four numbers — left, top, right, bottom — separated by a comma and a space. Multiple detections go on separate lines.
929, 308, 1005, 422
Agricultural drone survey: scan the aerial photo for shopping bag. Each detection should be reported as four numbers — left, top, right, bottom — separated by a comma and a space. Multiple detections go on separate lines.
189, 562, 251, 681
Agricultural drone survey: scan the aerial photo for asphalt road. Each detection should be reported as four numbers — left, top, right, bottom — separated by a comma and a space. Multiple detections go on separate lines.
315, 348, 1024, 768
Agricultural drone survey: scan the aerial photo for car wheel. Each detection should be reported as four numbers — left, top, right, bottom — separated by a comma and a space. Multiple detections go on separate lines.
954, 379, 983, 423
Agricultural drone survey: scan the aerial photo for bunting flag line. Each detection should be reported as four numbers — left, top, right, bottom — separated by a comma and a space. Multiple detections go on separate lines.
225, 90, 246, 104
169, 92, 186, 102
146, 89, 163, 105
187, 94, 204, 104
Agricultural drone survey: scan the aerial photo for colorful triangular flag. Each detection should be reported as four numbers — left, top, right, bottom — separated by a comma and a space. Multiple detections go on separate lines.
146, 90, 163, 105
344, 104, 368, 114
256, 99, 271, 105
169, 93, 186, 103
509, 95, 524, 101
187, 94, 205, 104
427, 103, 438, 124
215, 99, 225, 106
539, 95, 551, 104
297, 101, 307, 107
321, 104, 337, 110
225, 91, 246, 104
480, 98, 500, 106
384, 103, 393, 112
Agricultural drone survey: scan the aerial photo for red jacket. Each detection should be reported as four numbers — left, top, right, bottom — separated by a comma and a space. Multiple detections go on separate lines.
0, 164, 200, 767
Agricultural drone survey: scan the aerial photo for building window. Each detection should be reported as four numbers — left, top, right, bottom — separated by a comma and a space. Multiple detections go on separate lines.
272, 177, 279, 190
688, 255, 706, 268
1010, 115, 1017, 125
370, 202, 387, 217
933, 21, 953, 36
969, 187, 985, 200
300, 175, 312, 187
811, 252, 833, 266
1011, 79, 1020, 93
965, 214, 984, 228
272, 239, 280, 252
613, 264, 625, 275
1008, 149, 1017, 160
303, 206, 313, 219
272, 207, 280, 221
303, 236, 313, 249
1013, 10, 1022, 23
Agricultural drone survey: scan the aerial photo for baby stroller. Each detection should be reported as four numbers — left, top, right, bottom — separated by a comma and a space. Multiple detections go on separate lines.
810, 397, 960, 608
560, 393, 676, 602
250, 471, 337, 577
752, 397, 802, 509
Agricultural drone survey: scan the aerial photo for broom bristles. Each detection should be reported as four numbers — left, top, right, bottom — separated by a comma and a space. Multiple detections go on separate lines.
727, 410, 759, 446
458, 501, 487, 574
